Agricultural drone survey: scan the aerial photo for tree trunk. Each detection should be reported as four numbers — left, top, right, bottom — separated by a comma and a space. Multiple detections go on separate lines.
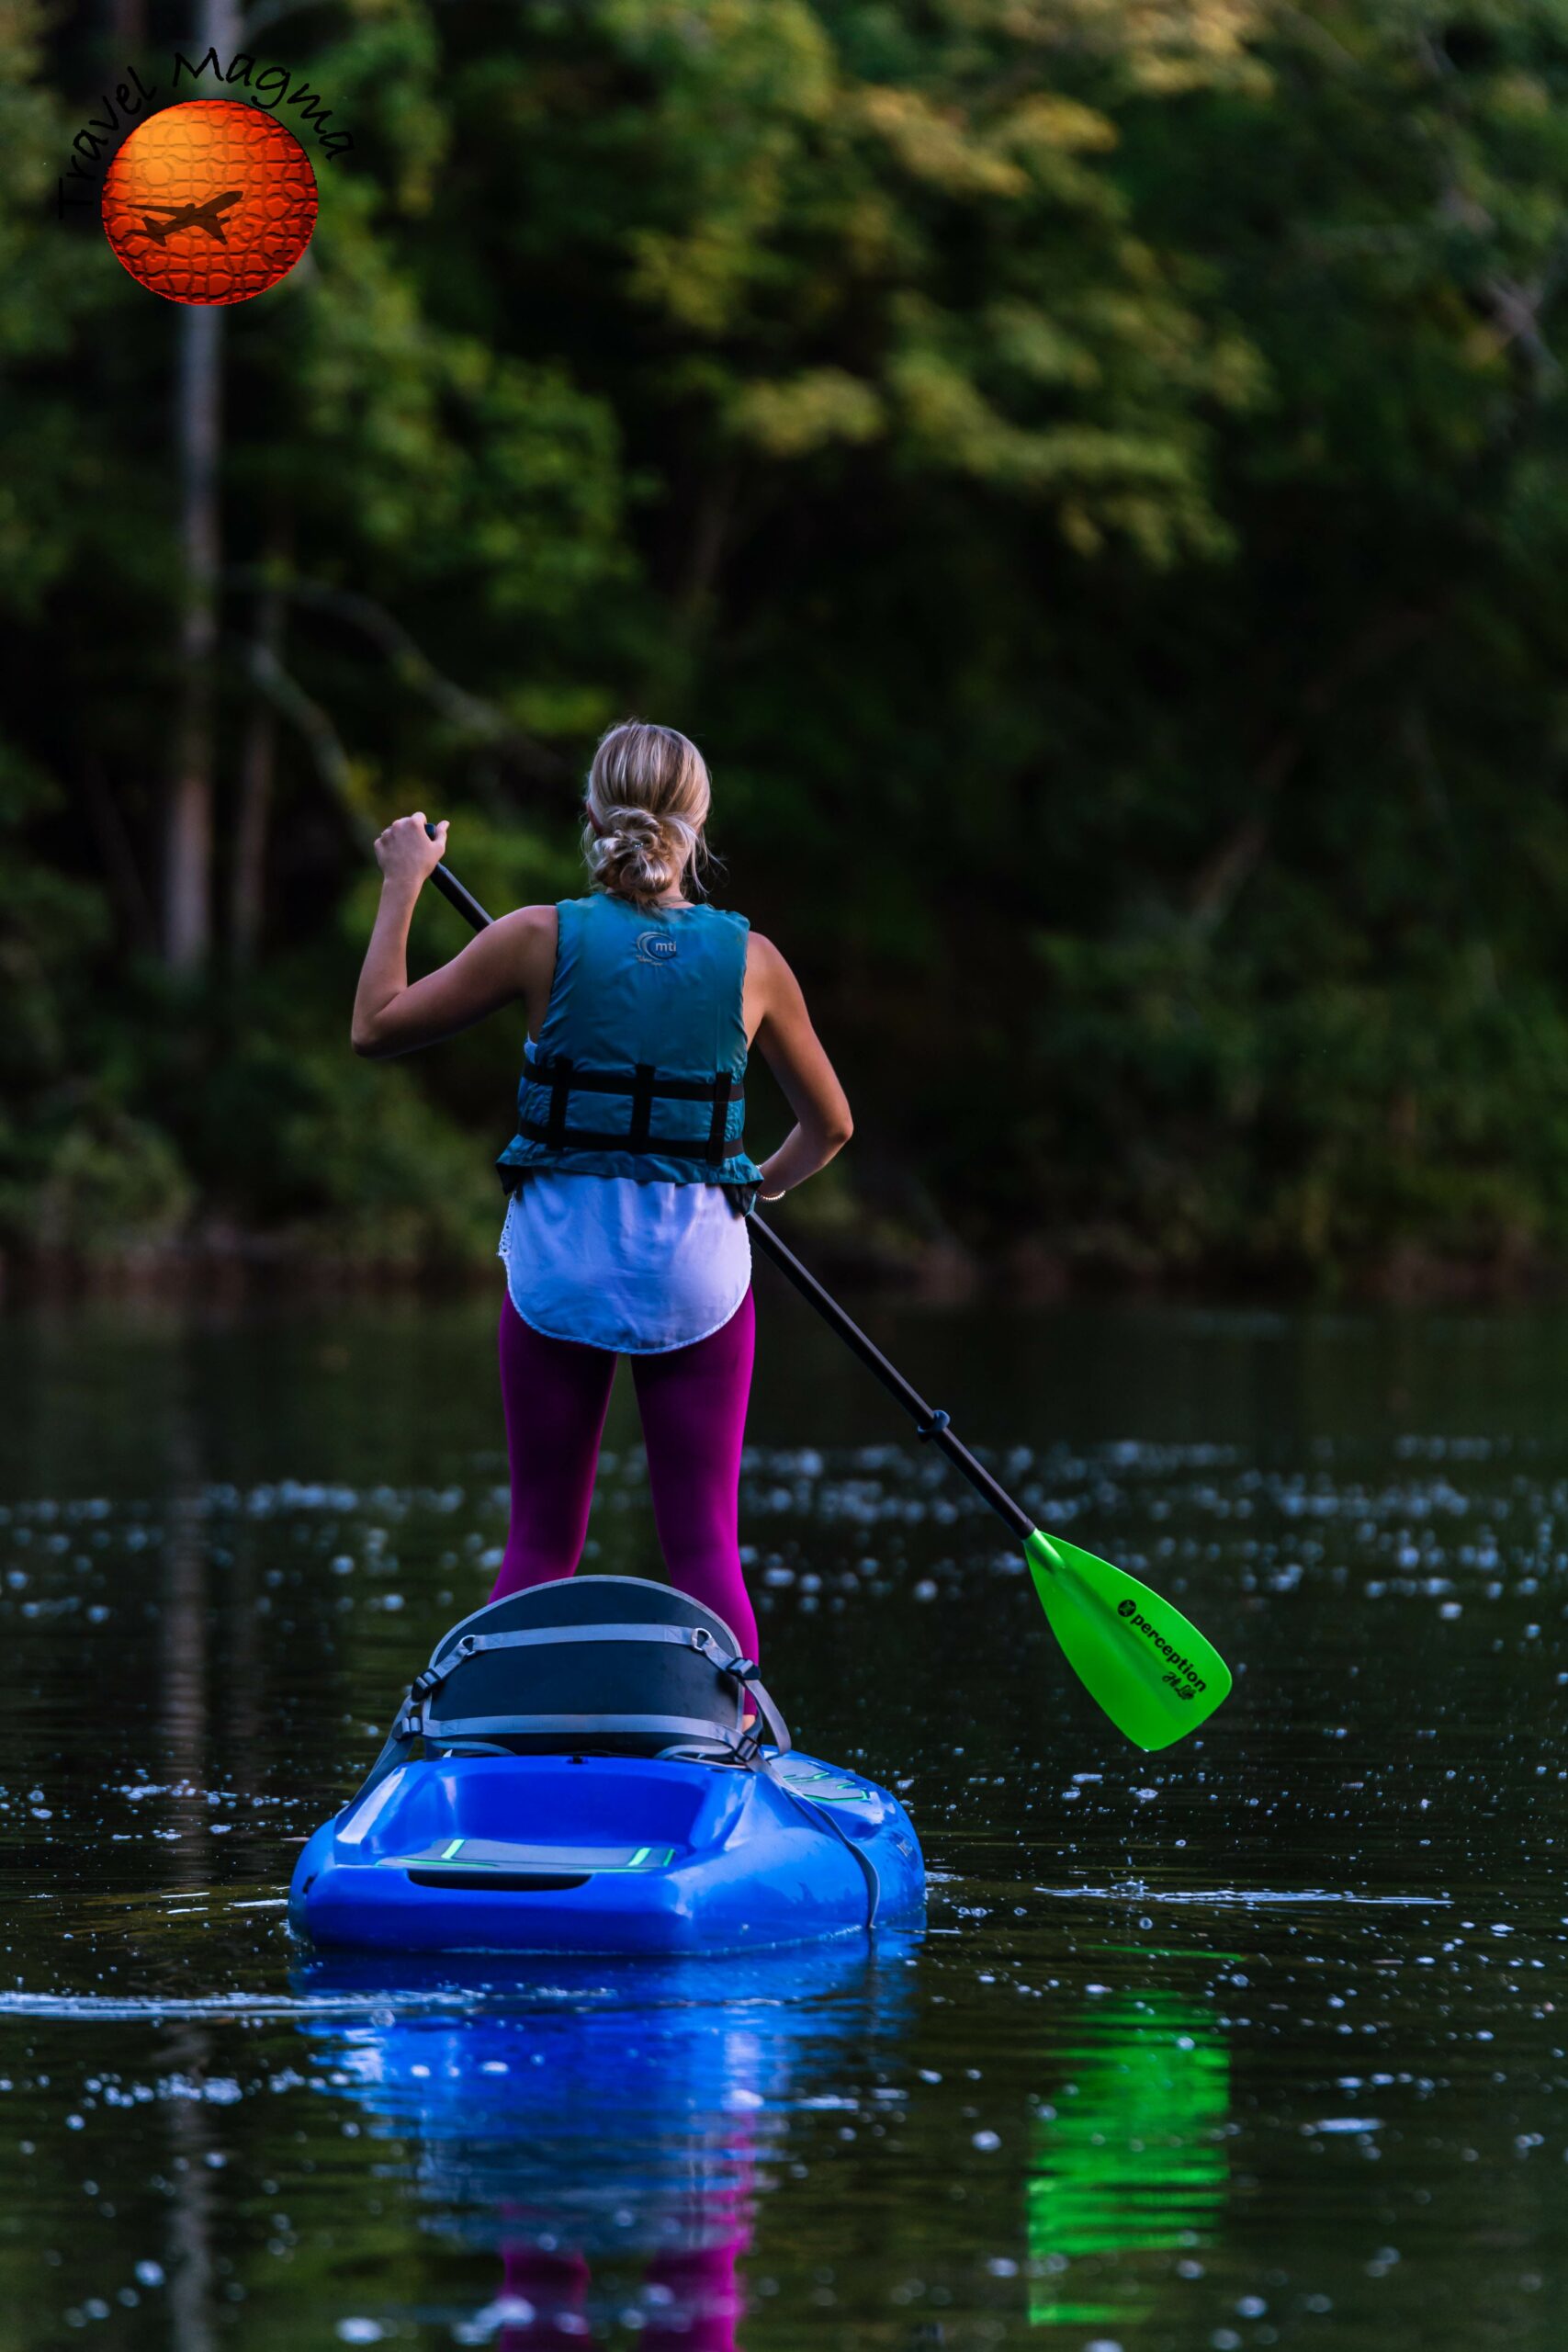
230, 514, 291, 967
162, 0, 242, 973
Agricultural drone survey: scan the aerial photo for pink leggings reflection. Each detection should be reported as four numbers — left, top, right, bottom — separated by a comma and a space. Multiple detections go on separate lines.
497, 2234, 745, 2351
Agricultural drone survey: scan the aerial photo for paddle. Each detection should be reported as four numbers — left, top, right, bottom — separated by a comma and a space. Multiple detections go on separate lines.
420, 831, 1233, 1751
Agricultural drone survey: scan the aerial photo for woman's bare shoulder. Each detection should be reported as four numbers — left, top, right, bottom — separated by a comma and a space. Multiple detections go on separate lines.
492, 902, 558, 948
744, 929, 789, 982
744, 930, 816, 1035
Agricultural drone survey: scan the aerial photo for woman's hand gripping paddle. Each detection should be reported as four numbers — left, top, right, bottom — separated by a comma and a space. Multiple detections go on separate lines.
421, 828, 1234, 1750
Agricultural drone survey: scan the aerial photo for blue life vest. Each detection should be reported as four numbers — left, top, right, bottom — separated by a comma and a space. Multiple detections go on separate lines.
496, 893, 764, 1206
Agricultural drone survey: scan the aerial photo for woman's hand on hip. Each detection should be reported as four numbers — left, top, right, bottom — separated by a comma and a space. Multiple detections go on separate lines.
375, 811, 447, 892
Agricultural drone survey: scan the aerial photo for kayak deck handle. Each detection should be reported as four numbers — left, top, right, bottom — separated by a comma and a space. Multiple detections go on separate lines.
406, 1869, 592, 1893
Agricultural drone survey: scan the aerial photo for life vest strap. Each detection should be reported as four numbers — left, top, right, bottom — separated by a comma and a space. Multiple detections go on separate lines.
526, 1055, 744, 1105
546, 1053, 571, 1149
629, 1062, 655, 1151
706, 1071, 731, 1163
515, 1118, 750, 1163
522, 1054, 747, 1168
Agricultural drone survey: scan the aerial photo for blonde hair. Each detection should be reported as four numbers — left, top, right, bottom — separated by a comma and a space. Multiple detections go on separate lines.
582, 719, 713, 907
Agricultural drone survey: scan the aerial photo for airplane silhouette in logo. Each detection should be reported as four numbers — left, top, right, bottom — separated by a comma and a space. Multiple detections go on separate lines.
139, 190, 242, 245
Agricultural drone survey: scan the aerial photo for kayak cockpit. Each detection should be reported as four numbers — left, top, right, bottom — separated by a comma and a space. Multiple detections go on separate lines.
289, 1575, 924, 1956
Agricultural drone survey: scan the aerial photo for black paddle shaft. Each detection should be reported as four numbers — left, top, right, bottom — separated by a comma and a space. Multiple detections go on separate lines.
427, 859, 493, 935
738, 1214, 1035, 1543
417, 825, 1036, 1545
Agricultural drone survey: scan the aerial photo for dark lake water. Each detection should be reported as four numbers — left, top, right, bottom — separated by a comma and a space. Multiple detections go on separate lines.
0, 1282, 1562, 2348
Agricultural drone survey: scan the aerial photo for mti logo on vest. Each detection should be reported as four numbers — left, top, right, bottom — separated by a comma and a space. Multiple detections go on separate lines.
636, 933, 680, 965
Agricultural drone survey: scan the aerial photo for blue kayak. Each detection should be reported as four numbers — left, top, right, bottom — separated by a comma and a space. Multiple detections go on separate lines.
289, 1574, 924, 1956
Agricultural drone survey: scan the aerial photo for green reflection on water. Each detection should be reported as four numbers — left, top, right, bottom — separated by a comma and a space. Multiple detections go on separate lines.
1028, 1988, 1229, 2327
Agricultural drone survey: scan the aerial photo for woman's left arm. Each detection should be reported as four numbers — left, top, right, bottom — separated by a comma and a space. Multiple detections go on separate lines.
351, 813, 546, 1057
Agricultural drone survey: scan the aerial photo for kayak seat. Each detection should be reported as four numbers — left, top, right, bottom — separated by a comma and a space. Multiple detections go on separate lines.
356, 1575, 790, 1794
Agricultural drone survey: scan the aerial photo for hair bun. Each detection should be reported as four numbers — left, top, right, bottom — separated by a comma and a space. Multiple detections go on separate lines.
598, 804, 662, 848
590, 802, 683, 899
582, 720, 716, 908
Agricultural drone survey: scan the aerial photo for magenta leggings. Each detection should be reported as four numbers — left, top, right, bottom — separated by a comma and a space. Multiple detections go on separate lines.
492, 1286, 759, 1660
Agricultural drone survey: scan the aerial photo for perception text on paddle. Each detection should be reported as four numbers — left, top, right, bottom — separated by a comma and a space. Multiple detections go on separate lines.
1116, 1597, 1207, 1697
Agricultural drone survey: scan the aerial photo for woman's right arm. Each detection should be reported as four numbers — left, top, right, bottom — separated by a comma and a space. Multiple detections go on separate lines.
351, 813, 556, 1057
746, 934, 853, 1200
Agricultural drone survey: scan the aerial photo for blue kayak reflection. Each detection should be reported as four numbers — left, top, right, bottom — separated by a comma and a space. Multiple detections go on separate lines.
1028, 1986, 1230, 2330
294, 1939, 918, 2346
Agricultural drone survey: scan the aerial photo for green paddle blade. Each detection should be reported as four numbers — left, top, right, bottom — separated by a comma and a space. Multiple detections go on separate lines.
1025, 1530, 1232, 1751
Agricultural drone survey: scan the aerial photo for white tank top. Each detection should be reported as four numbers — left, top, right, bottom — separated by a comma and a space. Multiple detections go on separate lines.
498, 1172, 752, 1354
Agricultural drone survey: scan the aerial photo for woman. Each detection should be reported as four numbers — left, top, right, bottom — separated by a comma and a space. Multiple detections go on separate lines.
350, 719, 852, 1667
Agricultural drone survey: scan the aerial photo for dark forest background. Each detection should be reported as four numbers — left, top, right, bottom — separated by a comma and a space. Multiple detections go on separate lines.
10, 0, 1568, 1290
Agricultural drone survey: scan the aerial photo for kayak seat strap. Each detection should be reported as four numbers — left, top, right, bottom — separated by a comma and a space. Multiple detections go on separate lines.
347, 1576, 793, 1786
717, 1653, 792, 1760
436, 1622, 732, 1663
350, 1720, 418, 1806
407, 1620, 790, 1759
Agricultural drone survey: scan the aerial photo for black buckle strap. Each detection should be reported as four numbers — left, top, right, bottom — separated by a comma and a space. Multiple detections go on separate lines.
515, 1118, 749, 1162
517, 1054, 745, 1165
525, 1057, 742, 1106
629, 1063, 655, 1151
390, 1657, 453, 1741
706, 1070, 730, 1165
547, 1054, 572, 1149
716, 1651, 793, 1761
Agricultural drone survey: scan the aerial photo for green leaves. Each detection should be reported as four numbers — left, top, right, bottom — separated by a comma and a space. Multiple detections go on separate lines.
8, 0, 1568, 1281
590, 0, 1258, 559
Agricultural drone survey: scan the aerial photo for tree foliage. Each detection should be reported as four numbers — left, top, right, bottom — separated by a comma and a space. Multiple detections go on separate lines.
7, 0, 1568, 1283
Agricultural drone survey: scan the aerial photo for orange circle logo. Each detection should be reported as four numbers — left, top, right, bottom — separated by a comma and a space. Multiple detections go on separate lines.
100, 98, 317, 306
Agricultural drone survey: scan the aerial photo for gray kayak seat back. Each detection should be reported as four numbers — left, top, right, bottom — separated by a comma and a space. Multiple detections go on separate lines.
355, 1574, 791, 1798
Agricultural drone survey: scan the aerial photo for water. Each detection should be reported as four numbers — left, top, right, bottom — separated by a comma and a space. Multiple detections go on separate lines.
0, 1290, 1563, 2346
